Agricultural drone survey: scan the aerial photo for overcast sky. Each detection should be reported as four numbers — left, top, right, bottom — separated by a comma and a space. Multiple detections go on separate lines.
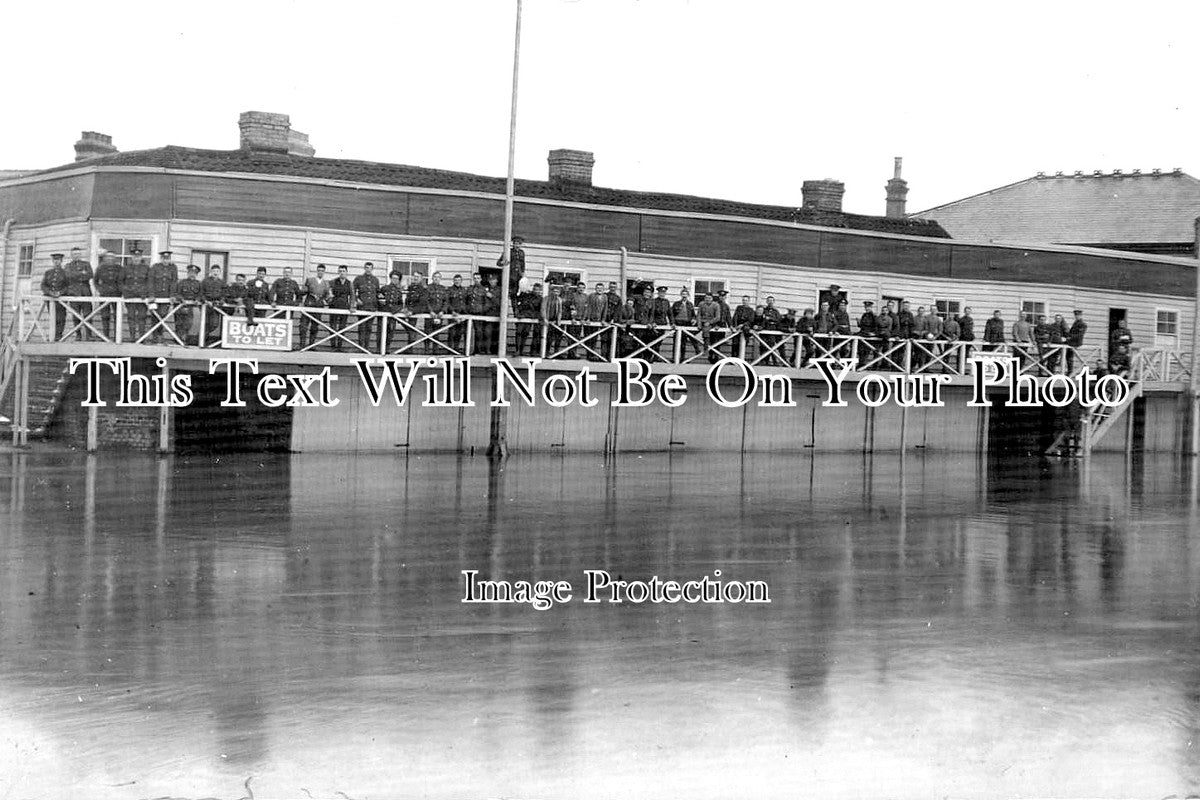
3, 0, 1198, 216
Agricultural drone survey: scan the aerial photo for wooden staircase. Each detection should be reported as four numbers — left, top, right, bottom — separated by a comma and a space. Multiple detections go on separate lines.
0, 355, 73, 442
1045, 380, 1142, 457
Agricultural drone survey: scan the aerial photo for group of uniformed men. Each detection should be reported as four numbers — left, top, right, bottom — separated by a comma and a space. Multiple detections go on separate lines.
39, 243, 1113, 373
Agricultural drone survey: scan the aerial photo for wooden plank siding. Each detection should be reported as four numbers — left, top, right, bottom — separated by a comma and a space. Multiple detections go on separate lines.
1, 167, 1197, 360
2, 220, 91, 336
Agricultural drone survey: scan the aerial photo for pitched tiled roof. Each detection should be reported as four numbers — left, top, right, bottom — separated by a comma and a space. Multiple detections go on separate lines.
28, 146, 950, 239
911, 170, 1200, 245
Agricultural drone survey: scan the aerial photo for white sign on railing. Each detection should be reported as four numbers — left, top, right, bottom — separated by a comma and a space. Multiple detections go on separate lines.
221, 318, 292, 351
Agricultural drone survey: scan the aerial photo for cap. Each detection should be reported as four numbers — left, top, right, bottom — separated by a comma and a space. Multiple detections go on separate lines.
717, 290, 728, 296
1073, 309, 1082, 314
187, 264, 200, 273
364, 262, 374, 268
159, 250, 172, 257
864, 301, 874, 307
130, 247, 143, 255
50, 253, 64, 259
656, 286, 668, 292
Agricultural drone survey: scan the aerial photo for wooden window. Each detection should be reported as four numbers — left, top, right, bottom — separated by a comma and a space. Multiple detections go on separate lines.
934, 299, 960, 320
1152, 309, 1180, 338
545, 269, 584, 287
1021, 300, 1046, 325
694, 279, 725, 298
388, 257, 435, 280
191, 250, 230, 281
98, 237, 153, 268
18, 244, 33, 278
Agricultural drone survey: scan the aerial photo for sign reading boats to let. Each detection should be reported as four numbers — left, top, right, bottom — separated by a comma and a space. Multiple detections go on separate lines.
222, 318, 292, 350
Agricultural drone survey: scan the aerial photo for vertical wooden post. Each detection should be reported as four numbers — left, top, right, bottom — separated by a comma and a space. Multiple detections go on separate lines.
158, 360, 172, 453
1191, 217, 1200, 455
86, 403, 98, 452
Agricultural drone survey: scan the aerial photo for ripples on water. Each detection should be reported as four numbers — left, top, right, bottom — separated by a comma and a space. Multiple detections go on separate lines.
0, 451, 1197, 798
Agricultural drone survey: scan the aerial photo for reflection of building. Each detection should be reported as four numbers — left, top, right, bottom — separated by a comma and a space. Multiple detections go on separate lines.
911, 169, 1200, 257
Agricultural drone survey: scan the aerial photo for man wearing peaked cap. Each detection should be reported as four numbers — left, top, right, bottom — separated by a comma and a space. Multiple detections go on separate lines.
42, 253, 69, 340
148, 250, 179, 343
173, 264, 204, 345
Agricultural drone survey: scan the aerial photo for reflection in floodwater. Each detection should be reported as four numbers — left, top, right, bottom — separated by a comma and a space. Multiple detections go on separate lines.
0, 451, 1197, 798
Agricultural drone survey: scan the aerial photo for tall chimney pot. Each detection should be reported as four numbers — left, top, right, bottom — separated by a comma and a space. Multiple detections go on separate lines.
885, 156, 908, 218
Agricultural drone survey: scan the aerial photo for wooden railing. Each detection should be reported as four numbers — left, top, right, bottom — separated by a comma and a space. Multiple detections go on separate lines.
3, 296, 1188, 383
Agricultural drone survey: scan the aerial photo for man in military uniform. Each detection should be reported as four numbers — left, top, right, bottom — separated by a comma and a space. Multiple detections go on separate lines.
271, 266, 301, 307
581, 282, 611, 360
199, 264, 227, 345
223, 275, 250, 335
300, 264, 331, 349
760, 296, 784, 366
465, 273, 488, 354
63, 247, 95, 340
402, 274, 427, 353
422, 271, 449, 354
541, 283, 565, 358
246, 266, 272, 327
446, 274, 468, 355
483, 274, 502, 355
514, 282, 544, 356
147, 250, 179, 343
797, 308, 817, 367
94, 251, 125, 341
983, 309, 1006, 352
498, 235, 526, 302
121, 246, 151, 342
732, 295, 756, 360
1066, 310, 1087, 374
328, 265, 354, 351
696, 292, 721, 363
380, 272, 406, 351
41, 253, 69, 341
173, 265, 203, 346
671, 288, 696, 359
353, 262, 381, 350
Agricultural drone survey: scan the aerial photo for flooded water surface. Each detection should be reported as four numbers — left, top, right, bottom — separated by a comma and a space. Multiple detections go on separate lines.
0, 451, 1197, 799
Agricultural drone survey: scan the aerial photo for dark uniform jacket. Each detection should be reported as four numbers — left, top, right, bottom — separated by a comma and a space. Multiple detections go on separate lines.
814, 309, 833, 334
122, 260, 151, 297
353, 274, 381, 311
797, 315, 816, 336
329, 276, 354, 310
484, 285, 502, 315
406, 283, 427, 314
876, 313, 894, 338
1110, 327, 1133, 349
832, 308, 851, 334
41, 266, 68, 296
516, 290, 543, 319
733, 304, 756, 328
1067, 320, 1087, 348
858, 311, 878, 336
175, 277, 203, 302
760, 306, 783, 329
958, 314, 975, 341
983, 317, 1006, 343
223, 282, 248, 305
584, 292, 610, 322
247, 275, 271, 304
149, 261, 178, 298
649, 296, 673, 326
541, 293, 565, 322
466, 284, 488, 315
424, 283, 448, 316
447, 285, 468, 314
380, 283, 406, 313
696, 300, 721, 328
271, 277, 301, 305
605, 292, 622, 320
200, 276, 226, 303
896, 310, 915, 338
64, 259, 94, 296
95, 262, 124, 297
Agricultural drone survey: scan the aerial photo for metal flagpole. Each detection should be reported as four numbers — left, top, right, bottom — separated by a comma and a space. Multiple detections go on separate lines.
488, 0, 522, 457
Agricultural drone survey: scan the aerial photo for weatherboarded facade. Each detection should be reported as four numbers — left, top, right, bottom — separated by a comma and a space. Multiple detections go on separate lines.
0, 152, 1195, 357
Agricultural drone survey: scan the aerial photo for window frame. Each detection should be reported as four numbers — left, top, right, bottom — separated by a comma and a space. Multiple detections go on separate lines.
17, 243, 34, 278
190, 249, 231, 281
934, 299, 961, 321
94, 236, 158, 269
1155, 308, 1179, 345
1020, 299, 1047, 325
693, 278, 726, 299
544, 268, 585, 289
387, 256, 437, 281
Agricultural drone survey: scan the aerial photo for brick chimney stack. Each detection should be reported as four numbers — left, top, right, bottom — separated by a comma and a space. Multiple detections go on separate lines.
74, 132, 118, 162
885, 157, 908, 219
547, 149, 595, 186
239, 111, 316, 156
801, 179, 845, 212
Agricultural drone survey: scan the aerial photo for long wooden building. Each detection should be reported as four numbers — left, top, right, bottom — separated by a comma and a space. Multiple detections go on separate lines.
0, 112, 1196, 454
